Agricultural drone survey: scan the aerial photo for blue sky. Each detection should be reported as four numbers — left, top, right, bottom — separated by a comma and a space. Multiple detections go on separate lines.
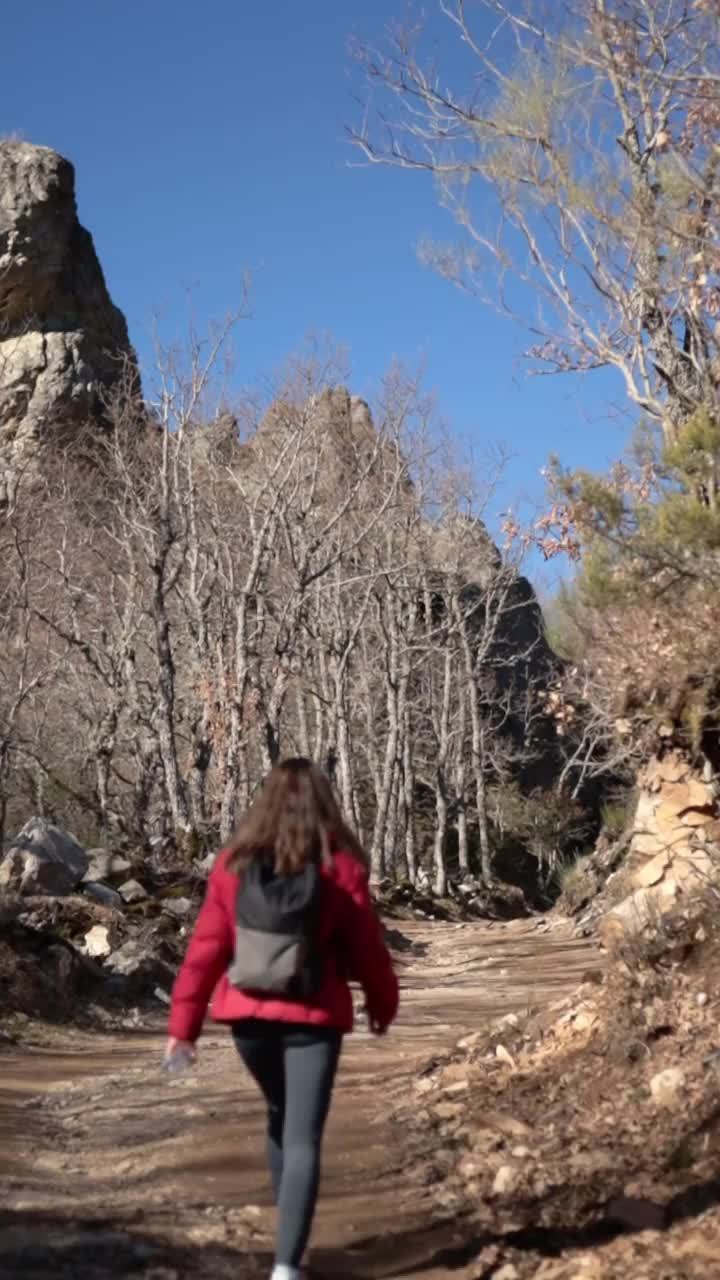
4, 1, 628, 592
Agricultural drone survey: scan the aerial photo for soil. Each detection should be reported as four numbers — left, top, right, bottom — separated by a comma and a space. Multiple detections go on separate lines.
4, 913, 719, 1279
1, 917, 590, 1279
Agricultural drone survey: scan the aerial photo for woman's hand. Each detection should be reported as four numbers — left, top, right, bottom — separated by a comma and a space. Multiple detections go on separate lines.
367, 1016, 388, 1036
164, 1036, 197, 1064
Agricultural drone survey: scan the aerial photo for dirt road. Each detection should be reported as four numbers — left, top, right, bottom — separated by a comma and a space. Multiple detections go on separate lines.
1, 918, 594, 1279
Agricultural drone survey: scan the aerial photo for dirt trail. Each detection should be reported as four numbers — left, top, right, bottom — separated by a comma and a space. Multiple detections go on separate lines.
1, 918, 594, 1279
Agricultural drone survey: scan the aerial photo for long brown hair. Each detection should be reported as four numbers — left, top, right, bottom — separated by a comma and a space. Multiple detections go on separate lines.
226, 757, 368, 875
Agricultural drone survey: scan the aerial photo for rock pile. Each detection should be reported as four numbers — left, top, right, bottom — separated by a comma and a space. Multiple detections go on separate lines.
394, 887, 720, 1278
0, 817, 203, 1027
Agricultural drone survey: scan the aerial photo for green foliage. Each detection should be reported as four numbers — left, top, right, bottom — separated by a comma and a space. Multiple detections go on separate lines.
663, 407, 720, 480
542, 584, 585, 661
553, 852, 592, 895
601, 793, 636, 839
550, 406, 720, 610
493, 780, 593, 881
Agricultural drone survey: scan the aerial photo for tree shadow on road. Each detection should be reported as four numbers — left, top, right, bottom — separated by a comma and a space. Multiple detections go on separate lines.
370, 1175, 720, 1275
0, 1208, 374, 1280
4, 1179, 720, 1280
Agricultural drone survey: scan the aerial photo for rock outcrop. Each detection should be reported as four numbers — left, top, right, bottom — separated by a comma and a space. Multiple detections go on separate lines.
0, 140, 137, 499
601, 750, 719, 942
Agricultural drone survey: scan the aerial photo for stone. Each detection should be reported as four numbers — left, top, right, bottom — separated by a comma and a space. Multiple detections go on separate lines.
478, 1112, 531, 1139
118, 879, 148, 904
631, 852, 671, 889
104, 940, 174, 993
664, 779, 713, 811
495, 1044, 517, 1070
600, 882, 677, 943
633, 789, 658, 828
459, 1154, 483, 1180
492, 1164, 519, 1196
657, 754, 690, 784
631, 831, 667, 857
673, 851, 714, 884
0, 817, 88, 895
0, 141, 138, 501
83, 851, 132, 883
457, 1031, 485, 1052
432, 1101, 465, 1121
83, 881, 123, 909
161, 896, 192, 918
649, 1067, 685, 1108
83, 925, 112, 958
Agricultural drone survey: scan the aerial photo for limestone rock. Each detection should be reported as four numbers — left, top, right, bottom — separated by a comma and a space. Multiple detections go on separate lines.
492, 1164, 519, 1195
0, 140, 138, 499
632, 851, 671, 889
104, 939, 174, 992
649, 1066, 685, 1108
118, 879, 147, 904
83, 850, 132, 883
82, 924, 112, 958
0, 817, 88, 895
160, 896, 192, 918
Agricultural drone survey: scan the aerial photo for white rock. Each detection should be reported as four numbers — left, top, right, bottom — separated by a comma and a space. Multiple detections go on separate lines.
118, 879, 147, 904
83, 851, 132, 883
161, 896, 192, 917
649, 1067, 685, 1108
697, 992, 709, 1007
496, 1044, 517, 1070
492, 1164, 519, 1195
82, 925, 112, 957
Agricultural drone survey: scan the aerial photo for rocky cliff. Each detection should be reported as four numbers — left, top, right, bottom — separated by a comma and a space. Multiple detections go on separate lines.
0, 140, 137, 500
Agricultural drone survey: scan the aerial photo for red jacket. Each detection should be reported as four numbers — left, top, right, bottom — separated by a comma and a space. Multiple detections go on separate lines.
168, 848, 399, 1043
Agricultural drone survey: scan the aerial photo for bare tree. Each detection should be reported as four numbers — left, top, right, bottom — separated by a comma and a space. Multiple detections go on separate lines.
351, 0, 720, 448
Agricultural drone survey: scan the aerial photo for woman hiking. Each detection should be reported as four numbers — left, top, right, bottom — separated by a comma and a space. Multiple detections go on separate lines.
166, 757, 399, 1280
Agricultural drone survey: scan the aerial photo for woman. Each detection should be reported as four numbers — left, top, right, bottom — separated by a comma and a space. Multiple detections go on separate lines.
167, 758, 399, 1280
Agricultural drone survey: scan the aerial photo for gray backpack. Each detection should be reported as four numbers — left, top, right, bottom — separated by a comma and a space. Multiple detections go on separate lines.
227, 859, 322, 999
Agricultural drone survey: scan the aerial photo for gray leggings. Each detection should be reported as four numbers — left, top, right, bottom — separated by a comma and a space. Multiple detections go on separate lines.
232, 1019, 343, 1267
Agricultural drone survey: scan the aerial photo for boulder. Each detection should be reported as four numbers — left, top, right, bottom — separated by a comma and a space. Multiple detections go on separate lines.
83, 850, 132, 884
0, 818, 88, 896
104, 940, 174, 994
83, 881, 124, 910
